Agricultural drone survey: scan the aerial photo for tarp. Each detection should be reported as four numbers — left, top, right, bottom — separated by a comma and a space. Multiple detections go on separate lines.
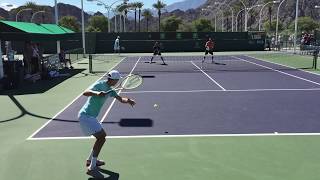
0, 20, 76, 41
0, 20, 74, 34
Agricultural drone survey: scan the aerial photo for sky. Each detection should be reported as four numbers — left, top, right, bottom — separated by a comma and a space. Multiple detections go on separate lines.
0, 0, 184, 12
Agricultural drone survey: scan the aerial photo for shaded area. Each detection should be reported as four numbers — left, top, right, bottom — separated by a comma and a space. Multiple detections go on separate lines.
0, 68, 85, 95
0, 95, 78, 123
88, 168, 119, 180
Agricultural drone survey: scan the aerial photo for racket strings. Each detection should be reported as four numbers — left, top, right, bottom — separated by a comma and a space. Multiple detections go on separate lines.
120, 75, 143, 90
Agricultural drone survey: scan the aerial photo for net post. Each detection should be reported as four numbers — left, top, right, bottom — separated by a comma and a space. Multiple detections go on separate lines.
89, 54, 93, 73
313, 48, 319, 70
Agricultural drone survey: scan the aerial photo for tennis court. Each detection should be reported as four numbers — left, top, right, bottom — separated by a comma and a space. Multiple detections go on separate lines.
2, 52, 320, 180
28, 54, 320, 139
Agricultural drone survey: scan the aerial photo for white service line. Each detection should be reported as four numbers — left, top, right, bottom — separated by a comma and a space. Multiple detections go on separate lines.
100, 57, 141, 123
27, 57, 127, 140
233, 56, 320, 86
190, 61, 226, 91
28, 132, 320, 141
121, 88, 320, 94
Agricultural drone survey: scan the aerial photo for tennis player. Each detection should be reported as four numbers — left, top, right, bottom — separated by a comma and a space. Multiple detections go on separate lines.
114, 36, 120, 55
202, 38, 215, 63
150, 41, 166, 65
78, 70, 135, 178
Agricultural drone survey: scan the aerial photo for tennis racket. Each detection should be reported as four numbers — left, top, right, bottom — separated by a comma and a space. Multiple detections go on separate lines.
105, 74, 143, 94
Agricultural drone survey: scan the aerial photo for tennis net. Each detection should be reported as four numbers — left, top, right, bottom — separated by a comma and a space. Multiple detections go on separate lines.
88, 52, 318, 74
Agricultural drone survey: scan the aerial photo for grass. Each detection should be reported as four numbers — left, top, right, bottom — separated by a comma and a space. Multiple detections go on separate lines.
250, 52, 320, 74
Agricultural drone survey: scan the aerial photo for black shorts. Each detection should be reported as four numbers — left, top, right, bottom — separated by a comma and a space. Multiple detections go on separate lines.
205, 50, 214, 55
153, 50, 161, 55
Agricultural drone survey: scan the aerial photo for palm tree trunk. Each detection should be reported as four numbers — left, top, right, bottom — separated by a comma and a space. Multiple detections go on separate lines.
135, 9, 137, 32
158, 10, 161, 32
147, 18, 149, 32
138, 9, 141, 32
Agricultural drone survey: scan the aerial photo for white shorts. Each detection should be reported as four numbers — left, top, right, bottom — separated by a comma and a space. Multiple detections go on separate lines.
78, 114, 103, 136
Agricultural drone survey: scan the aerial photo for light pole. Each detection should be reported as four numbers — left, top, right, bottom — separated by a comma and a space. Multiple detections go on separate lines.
87, 0, 128, 32
215, 2, 234, 32
201, 8, 216, 32
116, 3, 129, 33
54, 0, 60, 54
31, 11, 46, 23
0, 40, 3, 79
236, 9, 245, 32
246, 4, 262, 31
81, 0, 86, 56
293, 0, 299, 54
259, 1, 280, 31
239, 0, 248, 31
96, 2, 112, 32
208, 6, 224, 32
276, 0, 287, 46
16, 8, 32, 22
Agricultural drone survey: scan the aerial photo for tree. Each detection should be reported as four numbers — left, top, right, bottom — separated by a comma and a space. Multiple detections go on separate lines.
289, 16, 320, 33
193, 19, 214, 32
129, 2, 138, 32
59, 16, 80, 32
161, 16, 182, 32
24, 1, 39, 10
116, 4, 129, 32
153, 0, 166, 32
263, 20, 284, 34
177, 22, 195, 32
142, 9, 153, 32
87, 15, 109, 32
136, 2, 144, 32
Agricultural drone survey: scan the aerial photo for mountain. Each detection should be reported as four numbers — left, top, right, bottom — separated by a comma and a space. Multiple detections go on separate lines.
165, 0, 206, 12
1, 0, 319, 33
0, 7, 9, 19
0, 3, 90, 24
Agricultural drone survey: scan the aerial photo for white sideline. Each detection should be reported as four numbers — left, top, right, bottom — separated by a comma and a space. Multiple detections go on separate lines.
27, 57, 126, 140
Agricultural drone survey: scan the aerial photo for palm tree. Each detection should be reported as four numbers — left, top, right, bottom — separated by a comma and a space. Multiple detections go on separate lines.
129, 2, 138, 32
117, 4, 129, 32
152, 0, 166, 32
142, 9, 153, 32
136, 2, 144, 32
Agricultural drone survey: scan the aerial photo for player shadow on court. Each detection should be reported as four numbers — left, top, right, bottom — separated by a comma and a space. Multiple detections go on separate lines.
88, 168, 119, 180
0, 95, 154, 127
106, 118, 153, 127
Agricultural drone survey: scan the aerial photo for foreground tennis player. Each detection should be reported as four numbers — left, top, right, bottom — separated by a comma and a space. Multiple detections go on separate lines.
78, 70, 135, 178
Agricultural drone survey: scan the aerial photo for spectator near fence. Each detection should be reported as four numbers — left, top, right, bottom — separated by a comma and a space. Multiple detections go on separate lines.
31, 43, 40, 74
23, 42, 33, 78
59, 49, 74, 69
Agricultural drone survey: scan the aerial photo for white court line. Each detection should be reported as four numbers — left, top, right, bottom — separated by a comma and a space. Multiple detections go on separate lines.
27, 57, 127, 140
233, 56, 320, 86
100, 57, 141, 123
246, 55, 320, 77
121, 88, 320, 94
190, 61, 226, 91
28, 132, 320, 141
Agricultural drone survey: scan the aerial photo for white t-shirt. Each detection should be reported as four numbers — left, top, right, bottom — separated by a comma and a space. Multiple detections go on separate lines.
114, 38, 120, 50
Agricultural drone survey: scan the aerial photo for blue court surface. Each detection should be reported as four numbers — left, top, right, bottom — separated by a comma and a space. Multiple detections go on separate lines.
28, 55, 320, 140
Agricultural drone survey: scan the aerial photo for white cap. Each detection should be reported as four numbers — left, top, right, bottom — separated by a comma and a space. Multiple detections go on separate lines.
108, 70, 121, 80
